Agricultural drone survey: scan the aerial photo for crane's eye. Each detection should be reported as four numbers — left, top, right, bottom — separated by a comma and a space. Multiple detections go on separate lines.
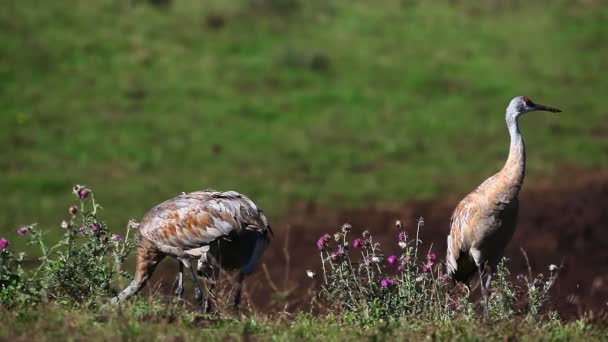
522, 97, 531, 105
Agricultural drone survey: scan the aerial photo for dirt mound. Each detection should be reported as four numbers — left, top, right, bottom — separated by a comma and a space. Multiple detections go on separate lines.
147, 167, 608, 319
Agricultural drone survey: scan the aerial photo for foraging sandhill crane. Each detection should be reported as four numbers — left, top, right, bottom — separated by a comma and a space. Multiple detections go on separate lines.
446, 96, 561, 319
111, 190, 272, 312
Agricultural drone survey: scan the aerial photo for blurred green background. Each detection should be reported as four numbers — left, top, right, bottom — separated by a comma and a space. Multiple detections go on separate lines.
1, 0, 607, 249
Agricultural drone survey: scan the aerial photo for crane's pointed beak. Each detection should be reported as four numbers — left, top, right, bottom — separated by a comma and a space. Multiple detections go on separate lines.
533, 102, 562, 113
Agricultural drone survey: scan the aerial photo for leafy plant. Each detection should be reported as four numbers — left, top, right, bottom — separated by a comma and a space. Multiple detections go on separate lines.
0, 185, 138, 308
313, 219, 560, 323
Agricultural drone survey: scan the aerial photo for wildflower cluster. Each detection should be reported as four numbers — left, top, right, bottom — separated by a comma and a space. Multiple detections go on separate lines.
313, 219, 560, 323
0, 185, 138, 308
313, 219, 458, 323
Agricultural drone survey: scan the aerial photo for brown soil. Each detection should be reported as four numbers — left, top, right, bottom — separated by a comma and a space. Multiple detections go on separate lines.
147, 167, 608, 319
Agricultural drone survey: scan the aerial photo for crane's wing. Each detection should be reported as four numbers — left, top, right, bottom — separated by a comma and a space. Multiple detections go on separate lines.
139, 190, 271, 250
446, 195, 479, 283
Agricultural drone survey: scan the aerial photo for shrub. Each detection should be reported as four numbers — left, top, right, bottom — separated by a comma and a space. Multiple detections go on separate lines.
0, 185, 137, 308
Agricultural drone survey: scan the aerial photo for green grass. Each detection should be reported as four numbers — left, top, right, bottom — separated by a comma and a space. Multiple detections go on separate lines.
1, 302, 606, 341
1, 0, 608, 245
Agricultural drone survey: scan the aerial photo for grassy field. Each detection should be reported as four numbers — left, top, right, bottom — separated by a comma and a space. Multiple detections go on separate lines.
2, 0, 607, 244
2, 301, 607, 341
2, 2, 607, 339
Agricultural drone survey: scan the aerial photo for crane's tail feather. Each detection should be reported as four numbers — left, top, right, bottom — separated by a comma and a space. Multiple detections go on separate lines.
240, 234, 269, 275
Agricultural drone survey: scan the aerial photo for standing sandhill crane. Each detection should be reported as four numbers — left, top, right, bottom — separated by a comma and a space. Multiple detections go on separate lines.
446, 96, 561, 319
111, 190, 272, 313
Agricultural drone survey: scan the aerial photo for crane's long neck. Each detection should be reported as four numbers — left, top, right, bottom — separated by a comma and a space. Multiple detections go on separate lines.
502, 115, 526, 187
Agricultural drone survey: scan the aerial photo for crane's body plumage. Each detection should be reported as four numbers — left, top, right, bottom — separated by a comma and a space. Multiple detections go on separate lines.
140, 190, 271, 253
112, 190, 272, 311
445, 96, 560, 319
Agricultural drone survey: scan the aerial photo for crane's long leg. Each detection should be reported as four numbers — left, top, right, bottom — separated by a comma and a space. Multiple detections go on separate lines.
479, 266, 489, 321
484, 265, 493, 296
174, 260, 185, 300
111, 240, 164, 304
232, 272, 245, 315
187, 258, 205, 309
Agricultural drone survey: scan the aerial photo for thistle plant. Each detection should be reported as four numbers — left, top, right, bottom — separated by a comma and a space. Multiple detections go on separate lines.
0, 185, 138, 308
313, 219, 560, 323
315, 219, 461, 324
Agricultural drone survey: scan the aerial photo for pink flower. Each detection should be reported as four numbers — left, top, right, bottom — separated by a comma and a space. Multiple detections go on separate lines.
449, 299, 458, 310
0, 238, 9, 250
79, 188, 90, 200
398, 231, 407, 242
387, 255, 398, 265
17, 227, 28, 236
422, 262, 432, 273
397, 265, 405, 272
439, 274, 448, 285
72, 185, 90, 200
380, 278, 396, 288
112, 234, 122, 242
427, 252, 437, 263
353, 239, 361, 248
79, 225, 85, 235
335, 246, 346, 258
317, 234, 331, 251
90, 225, 98, 233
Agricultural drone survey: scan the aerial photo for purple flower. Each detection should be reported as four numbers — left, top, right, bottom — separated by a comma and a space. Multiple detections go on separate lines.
90, 225, 98, 233
439, 274, 448, 285
427, 252, 437, 263
336, 246, 346, 258
112, 234, 122, 242
403, 256, 410, 264
397, 265, 405, 272
317, 234, 331, 251
0, 238, 8, 250
449, 299, 458, 310
398, 231, 407, 242
380, 278, 395, 288
353, 238, 361, 248
387, 255, 398, 265
17, 227, 28, 236
69, 205, 79, 215
422, 262, 432, 273
79, 188, 90, 200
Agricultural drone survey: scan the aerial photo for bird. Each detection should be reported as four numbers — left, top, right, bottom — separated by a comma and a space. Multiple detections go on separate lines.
446, 96, 561, 319
110, 190, 272, 313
